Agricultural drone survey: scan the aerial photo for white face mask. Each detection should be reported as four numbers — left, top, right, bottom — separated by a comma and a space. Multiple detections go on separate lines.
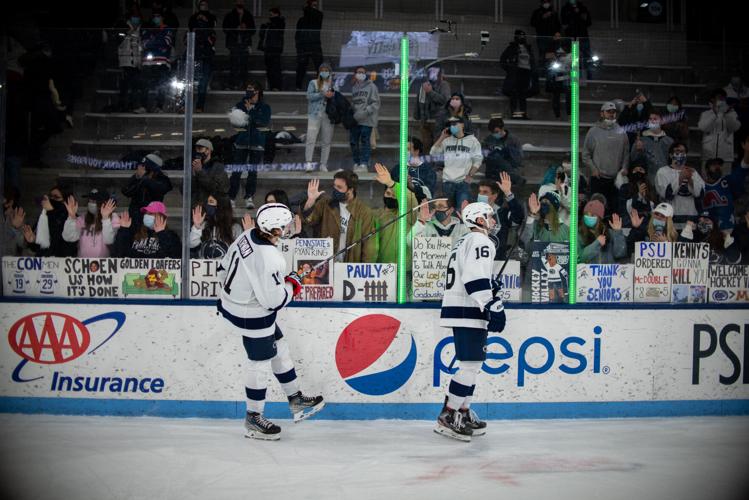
87, 203, 98, 215
604, 118, 617, 125
355, 72, 366, 81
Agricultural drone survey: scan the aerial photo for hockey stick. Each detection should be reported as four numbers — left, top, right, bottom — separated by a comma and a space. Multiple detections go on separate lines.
297, 197, 448, 279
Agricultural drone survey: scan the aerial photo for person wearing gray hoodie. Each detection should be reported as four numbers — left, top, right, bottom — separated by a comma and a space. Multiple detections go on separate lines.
582, 101, 629, 214
350, 66, 380, 173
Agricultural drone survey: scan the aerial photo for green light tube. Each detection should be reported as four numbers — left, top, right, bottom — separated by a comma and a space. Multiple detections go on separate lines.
397, 36, 409, 304
568, 41, 580, 304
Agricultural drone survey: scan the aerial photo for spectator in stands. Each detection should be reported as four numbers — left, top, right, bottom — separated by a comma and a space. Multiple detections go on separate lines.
680, 212, 742, 265
430, 116, 483, 212
295, 0, 324, 90
618, 163, 656, 225
618, 90, 654, 145
2, 187, 26, 256
350, 66, 380, 173
192, 138, 230, 206
630, 110, 673, 182
304, 62, 335, 172
122, 153, 173, 224
115, 6, 144, 113
151, 1, 179, 30
582, 102, 629, 215
655, 142, 705, 225
698, 88, 741, 167
724, 76, 749, 109
301, 174, 377, 262
29, 186, 78, 257
434, 92, 474, 138
545, 45, 571, 119
701, 156, 748, 231
560, 0, 593, 79
115, 201, 180, 258
141, 8, 174, 113
258, 7, 285, 91
530, 0, 562, 60
62, 190, 120, 258
477, 172, 525, 260
411, 196, 468, 246
626, 202, 678, 255
263, 190, 304, 238
662, 96, 689, 145
415, 67, 451, 153
223, 0, 256, 90
522, 191, 569, 246
190, 194, 244, 259
733, 210, 749, 264
482, 117, 524, 186
228, 81, 270, 208
265, 189, 290, 207
389, 137, 437, 203
500, 30, 536, 119
189, 1, 218, 113
578, 199, 626, 264
372, 163, 418, 264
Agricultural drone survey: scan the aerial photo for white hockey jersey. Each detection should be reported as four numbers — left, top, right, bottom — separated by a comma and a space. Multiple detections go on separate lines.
440, 231, 500, 329
217, 229, 294, 338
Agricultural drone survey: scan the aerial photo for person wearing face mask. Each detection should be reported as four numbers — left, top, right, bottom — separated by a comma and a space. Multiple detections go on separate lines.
115, 6, 144, 113
191, 138, 230, 207
680, 212, 742, 265
577, 200, 626, 264
294, 0, 324, 90
545, 44, 572, 119
661, 96, 689, 145
2, 187, 26, 257
530, 0, 562, 61
188, 1, 218, 113
560, 0, 593, 79
724, 76, 749, 108
350, 66, 380, 173
61, 190, 121, 258
617, 163, 656, 226
258, 8, 285, 91
28, 186, 78, 257
655, 142, 705, 226
477, 172, 525, 261
625, 202, 678, 256
431, 116, 484, 212
411, 197, 469, 248
698, 88, 741, 167
630, 111, 674, 181
415, 68, 451, 153
141, 7, 174, 113
223, 0, 256, 90
700, 155, 749, 231
618, 91, 654, 145
522, 190, 569, 249
500, 30, 536, 119
115, 201, 180, 258
301, 172, 377, 263
388, 137, 437, 203
123, 153, 173, 224
305, 62, 336, 172
371, 163, 418, 265
582, 102, 630, 215
434, 92, 474, 138
482, 117, 524, 186
190, 194, 244, 259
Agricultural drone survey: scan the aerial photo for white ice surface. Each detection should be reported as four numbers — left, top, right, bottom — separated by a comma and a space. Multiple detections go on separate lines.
1, 414, 748, 500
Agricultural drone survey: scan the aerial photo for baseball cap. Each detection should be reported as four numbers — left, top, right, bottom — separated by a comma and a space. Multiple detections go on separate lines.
140, 153, 163, 171
195, 138, 213, 151
84, 189, 110, 203
140, 201, 168, 216
600, 101, 617, 112
653, 202, 673, 218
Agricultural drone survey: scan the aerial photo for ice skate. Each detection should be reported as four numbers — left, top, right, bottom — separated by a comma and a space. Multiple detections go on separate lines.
460, 407, 487, 436
434, 407, 472, 442
288, 392, 325, 422
244, 412, 281, 441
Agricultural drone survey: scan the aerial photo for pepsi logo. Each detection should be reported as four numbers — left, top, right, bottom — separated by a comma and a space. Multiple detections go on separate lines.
8, 313, 90, 364
335, 314, 417, 396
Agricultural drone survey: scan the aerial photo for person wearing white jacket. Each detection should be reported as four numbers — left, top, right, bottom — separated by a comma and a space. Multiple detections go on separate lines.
655, 142, 705, 226
698, 88, 741, 168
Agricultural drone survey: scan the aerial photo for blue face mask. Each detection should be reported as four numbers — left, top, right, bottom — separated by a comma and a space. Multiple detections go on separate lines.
449, 125, 460, 136
319, 71, 330, 79
583, 214, 598, 228
153, 16, 162, 25
332, 189, 347, 202
636, 103, 644, 112
434, 210, 449, 223
143, 214, 156, 229
539, 203, 551, 217
476, 194, 490, 204
652, 218, 666, 231
205, 205, 217, 217
492, 131, 503, 139
672, 153, 687, 167
131, 17, 141, 26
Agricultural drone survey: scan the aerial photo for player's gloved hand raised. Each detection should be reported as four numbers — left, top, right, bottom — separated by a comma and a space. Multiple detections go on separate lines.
485, 297, 506, 333
284, 272, 303, 296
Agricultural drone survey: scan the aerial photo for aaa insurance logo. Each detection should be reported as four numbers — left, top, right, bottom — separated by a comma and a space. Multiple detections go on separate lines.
335, 314, 417, 396
7, 311, 126, 382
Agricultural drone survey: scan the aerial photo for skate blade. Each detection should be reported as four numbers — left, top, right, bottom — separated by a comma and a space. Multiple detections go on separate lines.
433, 424, 471, 442
244, 430, 281, 441
471, 428, 487, 437
293, 401, 325, 423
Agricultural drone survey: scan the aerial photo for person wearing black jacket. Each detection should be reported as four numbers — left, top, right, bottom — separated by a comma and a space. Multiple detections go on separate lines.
258, 8, 285, 91
618, 91, 655, 145
27, 186, 78, 257
530, 0, 562, 60
561, 0, 593, 79
223, 0, 256, 90
294, 0, 323, 90
477, 173, 525, 261
188, 1, 218, 112
114, 201, 181, 258
122, 153, 173, 226
500, 30, 537, 119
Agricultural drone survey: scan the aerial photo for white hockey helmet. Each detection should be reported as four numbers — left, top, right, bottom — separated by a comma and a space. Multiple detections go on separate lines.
462, 202, 495, 230
255, 203, 293, 234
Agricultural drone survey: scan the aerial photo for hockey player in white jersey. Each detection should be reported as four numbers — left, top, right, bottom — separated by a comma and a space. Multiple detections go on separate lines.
436, 202, 506, 442
217, 203, 324, 440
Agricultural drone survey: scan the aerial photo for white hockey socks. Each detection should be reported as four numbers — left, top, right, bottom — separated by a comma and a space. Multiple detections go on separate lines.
271, 338, 300, 397
245, 359, 272, 414
447, 361, 482, 411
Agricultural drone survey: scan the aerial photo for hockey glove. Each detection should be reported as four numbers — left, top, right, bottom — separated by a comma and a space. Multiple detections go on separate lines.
491, 277, 503, 296
284, 272, 303, 296
485, 297, 506, 333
